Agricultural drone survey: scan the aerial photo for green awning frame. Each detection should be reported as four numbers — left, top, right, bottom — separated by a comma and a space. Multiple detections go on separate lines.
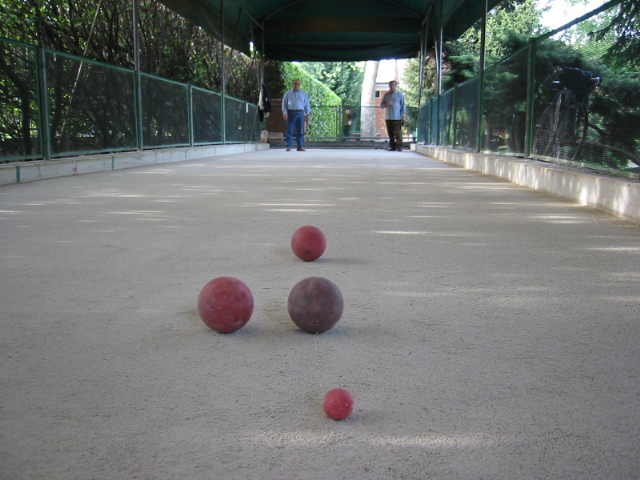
157, 0, 502, 61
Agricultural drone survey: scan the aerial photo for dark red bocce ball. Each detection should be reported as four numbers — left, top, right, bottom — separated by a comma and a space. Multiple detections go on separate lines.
197, 276, 254, 333
287, 277, 343, 333
323, 388, 354, 420
291, 225, 327, 261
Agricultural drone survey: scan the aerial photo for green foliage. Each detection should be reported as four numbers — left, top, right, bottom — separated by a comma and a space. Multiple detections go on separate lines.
0, 0, 259, 102
296, 62, 365, 106
402, 0, 640, 172
591, 0, 640, 68
443, 54, 481, 89
453, 0, 542, 58
402, 59, 421, 108
403, 56, 437, 106
597, 66, 640, 108
279, 63, 342, 137
401, 59, 424, 135
405, 0, 543, 98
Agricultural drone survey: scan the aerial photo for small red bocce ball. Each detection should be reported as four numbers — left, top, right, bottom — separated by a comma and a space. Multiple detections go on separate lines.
323, 388, 354, 421
287, 277, 344, 333
197, 276, 254, 333
291, 225, 327, 261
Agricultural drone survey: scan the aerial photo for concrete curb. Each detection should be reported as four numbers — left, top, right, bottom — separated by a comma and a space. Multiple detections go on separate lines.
414, 144, 640, 224
0, 143, 269, 186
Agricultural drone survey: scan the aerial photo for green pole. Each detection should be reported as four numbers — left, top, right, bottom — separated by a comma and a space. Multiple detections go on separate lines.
36, 46, 51, 160
220, 0, 226, 144
525, 38, 537, 157
476, 0, 487, 152
452, 84, 458, 147
188, 85, 194, 146
133, 0, 143, 150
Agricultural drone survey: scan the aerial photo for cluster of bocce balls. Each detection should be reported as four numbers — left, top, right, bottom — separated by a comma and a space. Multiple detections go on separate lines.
196, 225, 353, 420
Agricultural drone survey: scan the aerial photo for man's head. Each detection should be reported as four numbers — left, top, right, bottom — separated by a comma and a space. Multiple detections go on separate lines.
388, 81, 397, 92
293, 80, 301, 91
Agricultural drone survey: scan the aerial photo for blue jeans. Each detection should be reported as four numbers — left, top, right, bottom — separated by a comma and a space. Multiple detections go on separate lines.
286, 111, 305, 148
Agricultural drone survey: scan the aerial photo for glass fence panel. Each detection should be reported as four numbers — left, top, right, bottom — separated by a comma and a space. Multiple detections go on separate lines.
0, 40, 41, 160
141, 74, 189, 148
483, 48, 529, 155
532, 9, 640, 177
417, 102, 429, 144
429, 97, 440, 145
454, 78, 479, 151
438, 89, 454, 146
225, 96, 245, 142
46, 52, 136, 156
1, 36, 258, 162
246, 103, 260, 142
192, 87, 222, 144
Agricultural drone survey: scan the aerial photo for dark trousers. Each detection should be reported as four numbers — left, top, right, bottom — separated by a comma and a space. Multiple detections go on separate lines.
286, 111, 305, 148
385, 119, 403, 150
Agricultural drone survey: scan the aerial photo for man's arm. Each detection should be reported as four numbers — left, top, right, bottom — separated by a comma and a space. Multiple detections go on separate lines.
380, 92, 389, 108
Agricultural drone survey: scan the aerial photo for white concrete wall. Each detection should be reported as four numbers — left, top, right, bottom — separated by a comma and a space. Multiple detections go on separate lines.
0, 143, 269, 186
414, 145, 640, 224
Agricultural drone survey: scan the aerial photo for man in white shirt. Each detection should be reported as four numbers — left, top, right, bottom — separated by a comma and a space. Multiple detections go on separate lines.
282, 80, 312, 151
380, 80, 406, 152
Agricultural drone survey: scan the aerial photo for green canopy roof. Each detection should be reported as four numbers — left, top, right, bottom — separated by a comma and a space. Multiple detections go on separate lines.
157, 0, 502, 61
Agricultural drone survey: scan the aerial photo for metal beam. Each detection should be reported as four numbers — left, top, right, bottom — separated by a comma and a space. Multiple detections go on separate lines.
264, 17, 421, 35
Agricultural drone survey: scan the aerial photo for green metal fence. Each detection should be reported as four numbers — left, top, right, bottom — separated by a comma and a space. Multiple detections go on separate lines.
418, 2, 640, 179
266, 104, 419, 143
0, 37, 260, 163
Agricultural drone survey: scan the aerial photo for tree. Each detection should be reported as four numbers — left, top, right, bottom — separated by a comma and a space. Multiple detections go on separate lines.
400, 0, 543, 107
454, 0, 543, 59
0, 0, 261, 156
296, 62, 365, 106
359, 61, 379, 139
445, 0, 543, 88
0, 0, 259, 101
591, 0, 640, 67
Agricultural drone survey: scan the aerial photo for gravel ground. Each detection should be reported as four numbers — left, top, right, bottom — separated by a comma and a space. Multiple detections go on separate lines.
1, 148, 639, 480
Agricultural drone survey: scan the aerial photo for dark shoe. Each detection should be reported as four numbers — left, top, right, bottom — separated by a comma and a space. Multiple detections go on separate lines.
286, 147, 291, 152
396, 148, 403, 152
297, 147, 305, 151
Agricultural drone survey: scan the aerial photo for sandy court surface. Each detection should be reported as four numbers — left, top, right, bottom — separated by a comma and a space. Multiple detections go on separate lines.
1, 148, 639, 479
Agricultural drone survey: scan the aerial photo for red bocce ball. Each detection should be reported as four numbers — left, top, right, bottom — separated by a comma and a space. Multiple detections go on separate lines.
197, 276, 254, 333
323, 388, 354, 420
291, 225, 327, 261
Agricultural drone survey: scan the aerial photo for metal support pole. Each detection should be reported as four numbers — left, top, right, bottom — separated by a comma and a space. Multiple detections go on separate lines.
417, 26, 425, 108
260, 23, 265, 86
525, 38, 537, 157
36, 46, 51, 160
188, 85, 194, 146
133, 0, 143, 150
476, 0, 488, 152
434, 21, 443, 145
220, 0, 226, 144
435, 26, 443, 96
452, 84, 458, 147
